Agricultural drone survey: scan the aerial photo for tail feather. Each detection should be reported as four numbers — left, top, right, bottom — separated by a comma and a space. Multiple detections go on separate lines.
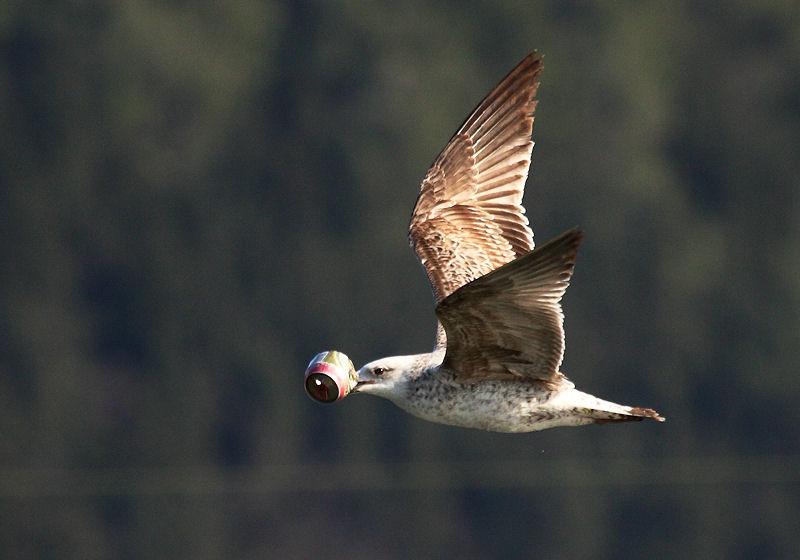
593, 406, 665, 425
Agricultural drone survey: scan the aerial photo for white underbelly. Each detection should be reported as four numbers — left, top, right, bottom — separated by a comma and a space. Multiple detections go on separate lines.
396, 379, 600, 433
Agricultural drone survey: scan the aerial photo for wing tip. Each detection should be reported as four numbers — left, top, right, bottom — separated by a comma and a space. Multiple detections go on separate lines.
540, 228, 584, 259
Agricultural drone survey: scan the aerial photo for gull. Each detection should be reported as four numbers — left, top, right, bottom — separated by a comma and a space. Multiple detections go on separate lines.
307, 51, 664, 432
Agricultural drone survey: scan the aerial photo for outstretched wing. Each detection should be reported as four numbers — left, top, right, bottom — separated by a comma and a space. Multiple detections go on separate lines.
435, 229, 582, 383
409, 52, 543, 315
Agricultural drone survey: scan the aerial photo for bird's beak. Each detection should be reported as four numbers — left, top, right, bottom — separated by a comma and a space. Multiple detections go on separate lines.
351, 367, 375, 392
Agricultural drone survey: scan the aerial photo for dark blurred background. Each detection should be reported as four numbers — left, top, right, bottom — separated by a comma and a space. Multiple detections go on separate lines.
1, 1, 799, 558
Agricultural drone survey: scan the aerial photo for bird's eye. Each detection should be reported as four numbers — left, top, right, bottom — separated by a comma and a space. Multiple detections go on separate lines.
374, 367, 387, 376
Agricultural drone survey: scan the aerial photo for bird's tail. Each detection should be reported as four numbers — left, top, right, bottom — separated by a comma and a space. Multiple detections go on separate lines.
570, 390, 665, 424
592, 406, 665, 424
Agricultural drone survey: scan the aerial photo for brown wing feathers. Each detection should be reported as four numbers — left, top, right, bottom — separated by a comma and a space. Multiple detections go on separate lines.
408, 52, 543, 305
436, 229, 583, 382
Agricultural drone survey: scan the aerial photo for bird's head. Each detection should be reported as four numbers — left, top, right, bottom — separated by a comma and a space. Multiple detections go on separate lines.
352, 355, 419, 399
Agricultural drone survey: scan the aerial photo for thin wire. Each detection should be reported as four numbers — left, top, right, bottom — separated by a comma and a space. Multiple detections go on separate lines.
1, 455, 798, 498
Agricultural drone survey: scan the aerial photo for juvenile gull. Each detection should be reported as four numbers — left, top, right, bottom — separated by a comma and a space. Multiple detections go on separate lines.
310, 51, 664, 432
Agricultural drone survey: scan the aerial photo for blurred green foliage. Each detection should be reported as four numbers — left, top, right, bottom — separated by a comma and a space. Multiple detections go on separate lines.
1, 1, 799, 558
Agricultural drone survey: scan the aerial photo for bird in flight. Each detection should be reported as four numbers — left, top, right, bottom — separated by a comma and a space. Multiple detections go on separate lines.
305, 51, 664, 432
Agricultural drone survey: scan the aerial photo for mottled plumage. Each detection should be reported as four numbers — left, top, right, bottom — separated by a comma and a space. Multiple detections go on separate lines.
349, 51, 664, 431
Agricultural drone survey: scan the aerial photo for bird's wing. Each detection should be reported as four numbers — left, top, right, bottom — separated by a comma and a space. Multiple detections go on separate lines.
435, 229, 582, 383
409, 52, 543, 335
